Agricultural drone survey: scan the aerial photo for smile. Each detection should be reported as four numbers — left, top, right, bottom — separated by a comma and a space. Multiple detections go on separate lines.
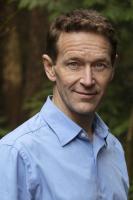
74, 90, 97, 95
74, 91, 98, 99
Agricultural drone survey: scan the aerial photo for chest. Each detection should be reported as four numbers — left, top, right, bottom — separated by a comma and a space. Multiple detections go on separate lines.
29, 139, 128, 200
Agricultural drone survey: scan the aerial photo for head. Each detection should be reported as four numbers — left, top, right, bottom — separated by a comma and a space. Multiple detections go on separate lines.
45, 9, 117, 65
43, 9, 117, 124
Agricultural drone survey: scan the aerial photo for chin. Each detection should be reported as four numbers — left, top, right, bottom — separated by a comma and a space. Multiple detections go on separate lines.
73, 107, 97, 116
74, 103, 98, 114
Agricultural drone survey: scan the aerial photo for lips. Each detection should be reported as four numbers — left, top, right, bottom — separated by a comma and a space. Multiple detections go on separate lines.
74, 90, 97, 96
72, 90, 98, 101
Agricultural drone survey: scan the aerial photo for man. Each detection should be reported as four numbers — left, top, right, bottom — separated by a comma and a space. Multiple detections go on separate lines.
0, 9, 129, 200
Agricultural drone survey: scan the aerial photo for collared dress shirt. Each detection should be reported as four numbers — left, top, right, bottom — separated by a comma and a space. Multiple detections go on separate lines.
0, 97, 129, 200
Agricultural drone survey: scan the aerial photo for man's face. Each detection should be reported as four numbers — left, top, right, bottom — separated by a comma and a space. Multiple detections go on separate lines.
44, 32, 114, 120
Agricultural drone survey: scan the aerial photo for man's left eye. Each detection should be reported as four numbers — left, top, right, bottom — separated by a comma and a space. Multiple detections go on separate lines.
93, 63, 107, 70
96, 63, 105, 67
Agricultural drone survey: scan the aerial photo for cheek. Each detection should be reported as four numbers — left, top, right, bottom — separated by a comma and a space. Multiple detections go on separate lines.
56, 73, 77, 88
55, 76, 70, 93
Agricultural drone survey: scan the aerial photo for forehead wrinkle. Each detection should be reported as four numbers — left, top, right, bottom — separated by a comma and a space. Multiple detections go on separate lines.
59, 45, 110, 57
57, 32, 111, 61
60, 47, 110, 63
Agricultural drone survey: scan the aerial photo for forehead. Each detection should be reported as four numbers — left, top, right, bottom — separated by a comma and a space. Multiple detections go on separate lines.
56, 32, 111, 60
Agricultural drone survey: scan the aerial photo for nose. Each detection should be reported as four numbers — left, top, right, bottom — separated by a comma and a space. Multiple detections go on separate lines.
80, 66, 95, 87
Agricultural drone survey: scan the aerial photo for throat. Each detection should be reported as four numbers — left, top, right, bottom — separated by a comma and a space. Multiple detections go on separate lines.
52, 90, 94, 138
72, 113, 94, 139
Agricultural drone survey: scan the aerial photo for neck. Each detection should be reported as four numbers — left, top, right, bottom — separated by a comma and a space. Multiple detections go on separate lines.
73, 114, 94, 138
52, 95, 95, 138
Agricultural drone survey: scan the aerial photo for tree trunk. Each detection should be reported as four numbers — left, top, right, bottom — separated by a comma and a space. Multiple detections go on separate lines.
0, 0, 6, 120
23, 8, 49, 100
17, 7, 50, 119
2, 6, 22, 128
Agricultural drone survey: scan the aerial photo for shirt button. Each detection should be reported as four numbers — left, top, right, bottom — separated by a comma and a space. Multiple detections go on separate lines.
80, 131, 87, 138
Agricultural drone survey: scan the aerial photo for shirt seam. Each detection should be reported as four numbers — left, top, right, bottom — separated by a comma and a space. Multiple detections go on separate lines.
1, 123, 47, 146
0, 144, 32, 199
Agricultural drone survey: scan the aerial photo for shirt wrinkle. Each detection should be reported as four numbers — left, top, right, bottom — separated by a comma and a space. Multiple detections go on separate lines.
0, 97, 129, 200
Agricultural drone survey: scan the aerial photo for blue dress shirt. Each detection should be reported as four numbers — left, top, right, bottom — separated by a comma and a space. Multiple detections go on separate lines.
0, 97, 129, 200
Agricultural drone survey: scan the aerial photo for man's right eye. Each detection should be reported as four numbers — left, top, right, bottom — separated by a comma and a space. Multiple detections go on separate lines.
66, 62, 80, 70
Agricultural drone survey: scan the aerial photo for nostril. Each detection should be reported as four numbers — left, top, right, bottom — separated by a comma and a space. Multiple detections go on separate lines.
79, 76, 95, 87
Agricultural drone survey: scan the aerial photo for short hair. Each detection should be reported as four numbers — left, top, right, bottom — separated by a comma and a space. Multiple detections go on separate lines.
45, 9, 117, 64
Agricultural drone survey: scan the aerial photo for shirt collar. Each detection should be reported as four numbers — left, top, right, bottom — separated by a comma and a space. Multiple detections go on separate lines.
92, 113, 109, 145
40, 97, 109, 146
40, 97, 82, 146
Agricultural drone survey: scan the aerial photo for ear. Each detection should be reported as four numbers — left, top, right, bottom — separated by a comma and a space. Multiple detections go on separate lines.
42, 54, 56, 82
110, 68, 115, 81
110, 53, 118, 81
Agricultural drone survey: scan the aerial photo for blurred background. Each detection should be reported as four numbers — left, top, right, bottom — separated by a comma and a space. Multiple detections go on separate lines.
0, 0, 133, 198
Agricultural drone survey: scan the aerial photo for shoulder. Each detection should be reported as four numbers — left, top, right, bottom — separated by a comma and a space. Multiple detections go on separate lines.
0, 111, 47, 150
107, 132, 125, 154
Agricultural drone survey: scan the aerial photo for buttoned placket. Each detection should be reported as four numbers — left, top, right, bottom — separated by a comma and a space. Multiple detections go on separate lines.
79, 130, 107, 200
93, 133, 107, 199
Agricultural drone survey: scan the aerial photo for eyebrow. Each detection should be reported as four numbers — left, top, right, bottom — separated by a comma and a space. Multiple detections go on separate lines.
64, 57, 84, 62
65, 56, 111, 64
93, 58, 111, 65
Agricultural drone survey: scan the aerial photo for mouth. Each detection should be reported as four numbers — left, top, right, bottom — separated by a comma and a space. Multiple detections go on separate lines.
74, 90, 98, 99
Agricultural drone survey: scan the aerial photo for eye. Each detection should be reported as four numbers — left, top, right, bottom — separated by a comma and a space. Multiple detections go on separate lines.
66, 61, 81, 70
93, 62, 108, 71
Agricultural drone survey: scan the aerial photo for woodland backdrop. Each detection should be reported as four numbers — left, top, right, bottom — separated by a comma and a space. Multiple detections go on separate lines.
0, 0, 133, 198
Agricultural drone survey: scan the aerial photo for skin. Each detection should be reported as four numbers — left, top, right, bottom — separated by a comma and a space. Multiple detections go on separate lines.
43, 32, 115, 138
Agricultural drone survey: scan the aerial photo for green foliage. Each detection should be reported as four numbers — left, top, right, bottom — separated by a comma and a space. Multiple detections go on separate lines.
107, 0, 132, 21
99, 84, 129, 136
0, 128, 8, 139
9, 0, 48, 9
23, 80, 53, 117
0, 116, 10, 138
12, 0, 133, 21
129, 180, 133, 200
